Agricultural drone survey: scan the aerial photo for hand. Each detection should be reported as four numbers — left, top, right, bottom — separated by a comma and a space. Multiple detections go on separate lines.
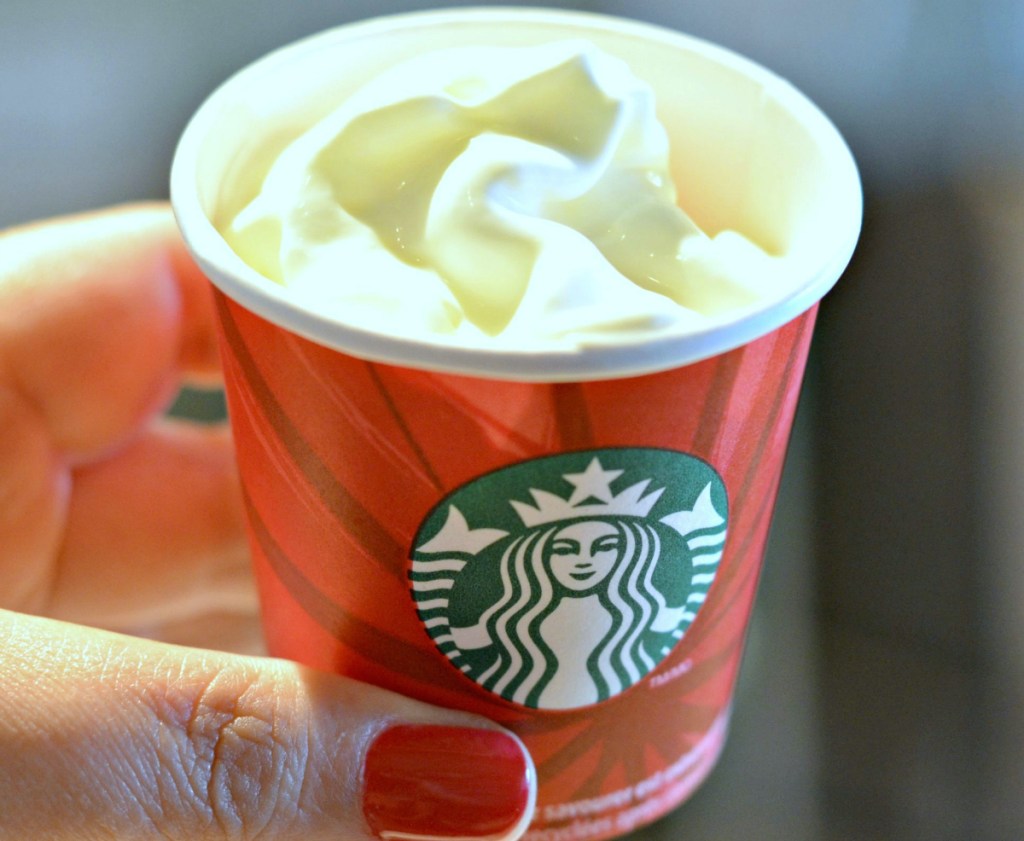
0, 205, 535, 841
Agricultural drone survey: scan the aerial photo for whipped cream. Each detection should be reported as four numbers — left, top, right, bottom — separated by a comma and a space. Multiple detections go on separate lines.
220, 41, 785, 349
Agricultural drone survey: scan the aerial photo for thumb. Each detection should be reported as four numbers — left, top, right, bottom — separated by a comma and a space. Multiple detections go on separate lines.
0, 610, 535, 841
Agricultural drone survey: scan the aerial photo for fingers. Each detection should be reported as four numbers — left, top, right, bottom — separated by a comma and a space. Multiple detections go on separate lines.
0, 384, 70, 613
47, 419, 251, 630
0, 611, 536, 841
135, 610, 267, 657
0, 204, 221, 463
0, 205, 237, 617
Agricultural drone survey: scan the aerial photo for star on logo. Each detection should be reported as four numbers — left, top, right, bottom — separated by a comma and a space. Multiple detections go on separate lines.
563, 457, 624, 505
510, 456, 664, 527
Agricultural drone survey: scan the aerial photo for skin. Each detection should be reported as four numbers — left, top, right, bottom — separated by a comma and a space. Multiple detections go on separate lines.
546, 521, 621, 592
0, 205, 527, 841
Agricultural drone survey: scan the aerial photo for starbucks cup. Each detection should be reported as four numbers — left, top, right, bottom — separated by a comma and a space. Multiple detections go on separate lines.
171, 9, 860, 840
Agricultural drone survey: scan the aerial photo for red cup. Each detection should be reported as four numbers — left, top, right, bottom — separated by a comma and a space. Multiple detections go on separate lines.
214, 291, 816, 836
172, 10, 860, 839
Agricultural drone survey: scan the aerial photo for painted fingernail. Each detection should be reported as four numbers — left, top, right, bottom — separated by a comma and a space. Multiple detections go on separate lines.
363, 724, 535, 841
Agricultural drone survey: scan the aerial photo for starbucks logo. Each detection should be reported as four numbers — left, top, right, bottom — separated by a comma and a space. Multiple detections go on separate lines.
410, 448, 728, 710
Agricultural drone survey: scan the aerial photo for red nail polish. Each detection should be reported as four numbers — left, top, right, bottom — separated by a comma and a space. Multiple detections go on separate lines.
363, 724, 535, 841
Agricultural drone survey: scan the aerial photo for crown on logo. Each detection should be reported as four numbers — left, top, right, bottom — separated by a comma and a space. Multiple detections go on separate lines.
510, 457, 664, 527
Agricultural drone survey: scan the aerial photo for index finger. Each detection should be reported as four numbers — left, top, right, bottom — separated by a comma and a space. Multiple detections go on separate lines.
0, 204, 221, 461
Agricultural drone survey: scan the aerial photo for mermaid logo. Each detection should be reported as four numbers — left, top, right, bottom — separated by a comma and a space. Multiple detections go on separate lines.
410, 448, 728, 710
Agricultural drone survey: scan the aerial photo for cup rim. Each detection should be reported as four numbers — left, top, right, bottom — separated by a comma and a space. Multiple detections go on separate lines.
170, 6, 862, 382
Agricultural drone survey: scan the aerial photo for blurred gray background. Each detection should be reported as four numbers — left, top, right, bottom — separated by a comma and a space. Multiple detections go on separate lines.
3, 1, 1023, 839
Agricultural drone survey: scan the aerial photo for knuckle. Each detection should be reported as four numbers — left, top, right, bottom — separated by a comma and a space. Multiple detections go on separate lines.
145, 659, 311, 839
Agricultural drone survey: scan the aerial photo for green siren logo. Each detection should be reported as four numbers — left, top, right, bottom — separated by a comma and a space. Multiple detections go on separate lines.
410, 448, 728, 710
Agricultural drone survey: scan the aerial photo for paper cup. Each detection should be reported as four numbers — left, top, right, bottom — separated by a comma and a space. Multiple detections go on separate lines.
172, 9, 860, 840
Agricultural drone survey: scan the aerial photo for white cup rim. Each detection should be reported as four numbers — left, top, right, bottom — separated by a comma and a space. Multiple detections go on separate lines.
171, 7, 862, 382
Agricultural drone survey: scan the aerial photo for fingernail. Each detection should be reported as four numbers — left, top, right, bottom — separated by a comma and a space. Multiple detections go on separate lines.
363, 724, 535, 841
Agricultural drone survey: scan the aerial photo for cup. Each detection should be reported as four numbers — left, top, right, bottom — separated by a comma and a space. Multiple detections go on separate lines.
171, 9, 861, 840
